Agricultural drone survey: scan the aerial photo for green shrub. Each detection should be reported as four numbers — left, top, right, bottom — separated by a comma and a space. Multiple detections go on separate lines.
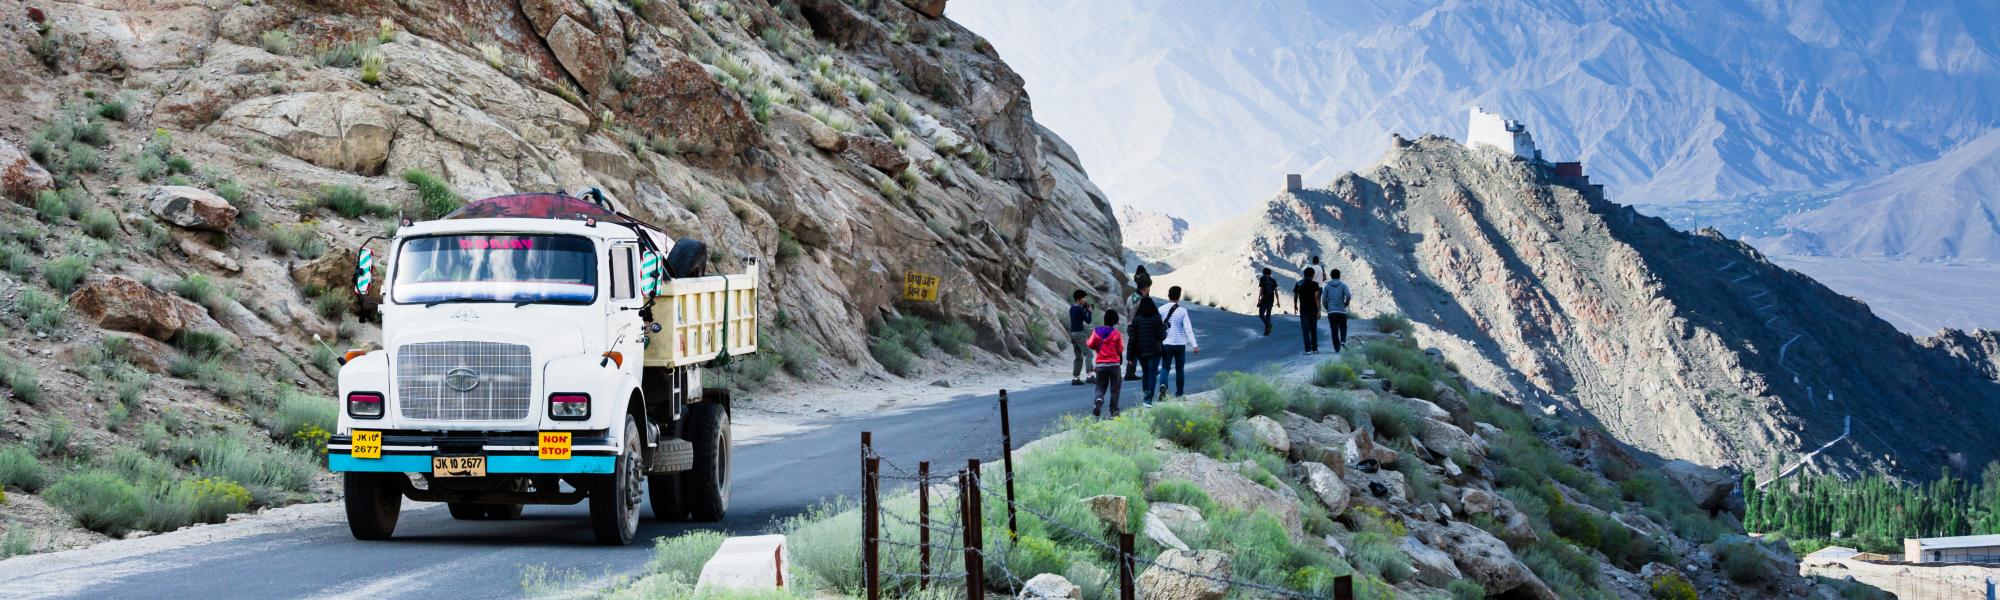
264, 223, 326, 258
1361, 397, 1422, 441
141, 476, 253, 532
1217, 371, 1285, 418
0, 242, 32, 276
404, 170, 462, 219
1648, 570, 1697, 599
274, 391, 337, 445
96, 98, 129, 121
1449, 579, 1487, 600
868, 336, 915, 377
312, 289, 353, 319
646, 530, 727, 580
359, 49, 385, 86
260, 29, 292, 55
1373, 312, 1413, 334
1522, 545, 1594, 599
0, 529, 30, 558
173, 272, 231, 313
1148, 402, 1225, 454
1146, 479, 1215, 513
1, 355, 43, 404
316, 185, 391, 218
42, 254, 89, 293
1715, 538, 1769, 584
166, 155, 193, 175
1385, 370, 1438, 401
34, 418, 72, 457
19, 288, 67, 337
309, 344, 338, 375
0, 446, 47, 492
134, 152, 166, 181
1350, 531, 1412, 584
173, 329, 231, 360
932, 321, 975, 357
1312, 360, 1358, 388
81, 209, 118, 239
169, 433, 316, 504
46, 470, 145, 534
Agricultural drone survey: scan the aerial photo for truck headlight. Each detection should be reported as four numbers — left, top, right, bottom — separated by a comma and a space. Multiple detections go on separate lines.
348, 392, 385, 419
549, 393, 590, 420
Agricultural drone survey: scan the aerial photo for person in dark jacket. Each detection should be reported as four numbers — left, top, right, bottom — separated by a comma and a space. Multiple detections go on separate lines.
1293, 267, 1322, 354
1126, 281, 1167, 406
1067, 289, 1094, 385
1123, 265, 1154, 381
1255, 267, 1278, 335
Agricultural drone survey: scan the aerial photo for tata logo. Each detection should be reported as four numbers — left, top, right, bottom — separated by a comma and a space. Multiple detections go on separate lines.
450, 307, 479, 321
444, 368, 482, 392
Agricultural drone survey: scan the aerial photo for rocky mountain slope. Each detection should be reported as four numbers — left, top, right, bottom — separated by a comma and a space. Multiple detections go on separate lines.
1153, 136, 2000, 479
1764, 127, 2000, 263
952, 0, 2000, 224
0, 0, 1118, 551
1115, 203, 1188, 252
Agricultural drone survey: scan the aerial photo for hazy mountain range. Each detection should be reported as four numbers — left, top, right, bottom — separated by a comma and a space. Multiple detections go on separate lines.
950, 0, 2000, 227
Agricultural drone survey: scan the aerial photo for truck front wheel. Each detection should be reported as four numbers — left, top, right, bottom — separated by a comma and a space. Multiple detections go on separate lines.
682, 399, 731, 522
344, 473, 403, 540
588, 416, 644, 545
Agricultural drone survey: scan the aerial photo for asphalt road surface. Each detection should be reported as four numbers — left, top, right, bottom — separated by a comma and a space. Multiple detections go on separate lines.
0, 303, 1333, 599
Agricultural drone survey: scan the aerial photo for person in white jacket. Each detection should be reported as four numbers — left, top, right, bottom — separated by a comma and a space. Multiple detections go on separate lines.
1158, 286, 1199, 399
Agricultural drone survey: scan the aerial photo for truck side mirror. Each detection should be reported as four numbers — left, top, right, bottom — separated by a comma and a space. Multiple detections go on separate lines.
640, 250, 662, 297
354, 248, 374, 296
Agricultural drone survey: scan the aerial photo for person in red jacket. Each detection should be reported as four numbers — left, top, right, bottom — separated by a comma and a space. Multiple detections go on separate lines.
1085, 310, 1125, 418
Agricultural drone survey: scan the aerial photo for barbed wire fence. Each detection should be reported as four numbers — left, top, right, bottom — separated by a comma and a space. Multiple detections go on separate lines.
856, 390, 1361, 600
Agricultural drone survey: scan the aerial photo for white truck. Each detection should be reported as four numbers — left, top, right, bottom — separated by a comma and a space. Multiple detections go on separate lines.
328, 191, 757, 545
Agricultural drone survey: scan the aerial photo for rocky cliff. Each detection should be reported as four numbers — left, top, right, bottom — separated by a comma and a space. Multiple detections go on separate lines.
1154, 136, 2000, 478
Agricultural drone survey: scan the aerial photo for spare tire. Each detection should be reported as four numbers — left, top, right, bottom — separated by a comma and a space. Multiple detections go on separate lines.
665, 238, 708, 278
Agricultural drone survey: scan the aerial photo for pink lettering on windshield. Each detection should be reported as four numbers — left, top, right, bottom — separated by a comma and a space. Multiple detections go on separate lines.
457, 238, 535, 250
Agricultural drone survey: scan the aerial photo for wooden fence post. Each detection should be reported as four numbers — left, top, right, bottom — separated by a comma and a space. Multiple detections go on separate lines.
859, 431, 872, 595
1334, 573, 1353, 600
999, 389, 1019, 541
968, 458, 985, 595
917, 460, 930, 591
960, 469, 979, 599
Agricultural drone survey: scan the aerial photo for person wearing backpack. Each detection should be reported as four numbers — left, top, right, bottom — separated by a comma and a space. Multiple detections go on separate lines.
1292, 267, 1322, 354
1126, 281, 1168, 406
1084, 310, 1125, 418
1160, 286, 1199, 398
1322, 269, 1353, 353
1123, 265, 1154, 381
1255, 267, 1278, 336
1067, 289, 1094, 385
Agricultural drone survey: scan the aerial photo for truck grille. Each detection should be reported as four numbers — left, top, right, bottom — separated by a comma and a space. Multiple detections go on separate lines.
395, 341, 533, 421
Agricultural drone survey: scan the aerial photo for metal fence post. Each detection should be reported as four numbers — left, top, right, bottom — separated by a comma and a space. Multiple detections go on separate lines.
864, 454, 880, 600
999, 389, 1019, 541
1118, 531, 1136, 600
918, 460, 931, 591
859, 431, 871, 592
968, 458, 985, 596
1334, 573, 1353, 600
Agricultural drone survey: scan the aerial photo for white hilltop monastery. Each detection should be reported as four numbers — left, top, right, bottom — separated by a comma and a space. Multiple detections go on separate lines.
1467, 106, 1541, 160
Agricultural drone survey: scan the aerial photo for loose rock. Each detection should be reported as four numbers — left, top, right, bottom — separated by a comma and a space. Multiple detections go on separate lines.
1135, 549, 1230, 600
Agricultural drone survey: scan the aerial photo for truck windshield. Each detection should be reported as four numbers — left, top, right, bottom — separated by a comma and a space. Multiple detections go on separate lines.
392, 234, 597, 304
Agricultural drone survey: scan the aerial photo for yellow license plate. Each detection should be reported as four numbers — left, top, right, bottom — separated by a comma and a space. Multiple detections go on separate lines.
351, 430, 382, 459
432, 456, 487, 477
538, 431, 573, 460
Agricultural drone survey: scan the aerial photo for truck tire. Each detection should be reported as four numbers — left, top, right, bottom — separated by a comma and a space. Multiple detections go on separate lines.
648, 473, 684, 521
682, 398, 731, 522
589, 416, 644, 545
344, 473, 403, 540
665, 238, 708, 278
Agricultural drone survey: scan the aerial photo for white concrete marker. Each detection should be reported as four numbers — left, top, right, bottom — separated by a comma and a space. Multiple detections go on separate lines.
697, 534, 789, 590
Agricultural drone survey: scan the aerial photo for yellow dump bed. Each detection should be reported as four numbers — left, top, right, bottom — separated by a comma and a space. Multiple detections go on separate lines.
645, 265, 759, 368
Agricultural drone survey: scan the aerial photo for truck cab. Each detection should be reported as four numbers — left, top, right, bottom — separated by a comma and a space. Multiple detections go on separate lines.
328, 193, 755, 545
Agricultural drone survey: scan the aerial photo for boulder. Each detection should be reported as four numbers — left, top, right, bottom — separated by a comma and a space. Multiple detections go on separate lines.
1277, 411, 1346, 461
216, 92, 398, 175
1135, 549, 1230, 600
1575, 427, 1642, 481
1020, 573, 1082, 599
1659, 460, 1738, 512
1295, 461, 1350, 516
1242, 415, 1289, 454
1430, 380, 1476, 429
775, 107, 846, 152
1414, 520, 1560, 600
1142, 507, 1189, 551
1148, 452, 1301, 538
1083, 494, 1129, 534
900, 0, 948, 19
846, 134, 910, 174
543, 14, 619, 96
1399, 536, 1464, 587
291, 249, 382, 311
146, 186, 238, 232
1343, 466, 1407, 506
1148, 502, 1208, 543
179, 238, 241, 274
1, 139, 53, 204
1418, 418, 1479, 459
1459, 487, 1496, 516
620, 51, 761, 161
68, 276, 210, 341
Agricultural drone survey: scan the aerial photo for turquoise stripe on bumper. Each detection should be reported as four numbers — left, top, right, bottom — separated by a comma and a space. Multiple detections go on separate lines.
329, 454, 616, 474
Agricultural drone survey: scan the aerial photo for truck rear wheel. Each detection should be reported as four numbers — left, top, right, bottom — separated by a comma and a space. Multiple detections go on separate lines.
682, 398, 731, 522
344, 473, 403, 540
589, 416, 644, 545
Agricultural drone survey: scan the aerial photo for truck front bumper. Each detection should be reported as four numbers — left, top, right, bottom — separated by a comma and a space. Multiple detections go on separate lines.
328, 431, 618, 475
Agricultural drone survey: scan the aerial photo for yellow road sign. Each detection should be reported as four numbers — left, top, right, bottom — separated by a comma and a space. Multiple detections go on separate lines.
902, 272, 940, 302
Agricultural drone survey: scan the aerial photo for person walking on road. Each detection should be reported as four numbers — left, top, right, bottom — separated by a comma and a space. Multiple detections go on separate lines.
1293, 267, 1323, 354
1160, 285, 1199, 398
1123, 266, 1153, 381
1255, 268, 1278, 336
1067, 289, 1094, 385
1308, 256, 1329, 283
1085, 310, 1125, 418
1127, 281, 1167, 406
1322, 269, 1352, 353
